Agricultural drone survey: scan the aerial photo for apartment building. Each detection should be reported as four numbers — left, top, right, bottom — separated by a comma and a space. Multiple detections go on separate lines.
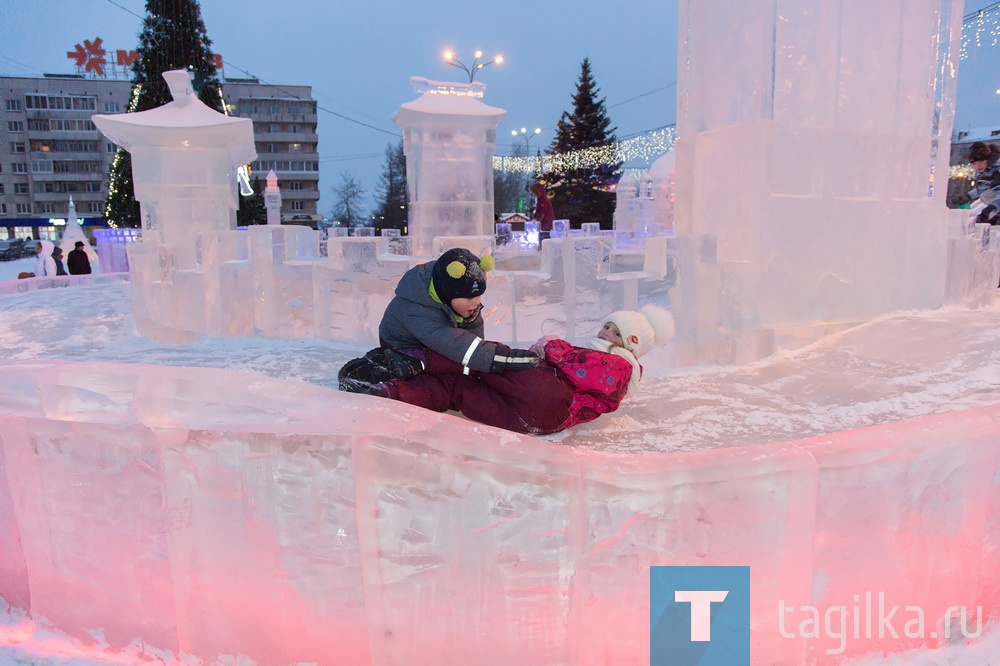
221, 78, 321, 224
1, 73, 321, 237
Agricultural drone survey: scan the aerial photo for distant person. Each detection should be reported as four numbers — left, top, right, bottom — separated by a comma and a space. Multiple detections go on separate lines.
529, 182, 555, 245
67, 241, 92, 275
51, 246, 67, 276
27, 240, 57, 278
953, 142, 1000, 225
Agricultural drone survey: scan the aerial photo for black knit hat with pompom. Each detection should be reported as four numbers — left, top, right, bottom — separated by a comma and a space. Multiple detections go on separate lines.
432, 248, 493, 303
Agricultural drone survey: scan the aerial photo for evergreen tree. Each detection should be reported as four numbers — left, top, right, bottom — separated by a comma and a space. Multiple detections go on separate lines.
539, 58, 620, 229
236, 177, 266, 226
105, 0, 224, 228
331, 172, 367, 228
372, 140, 408, 233
494, 143, 529, 216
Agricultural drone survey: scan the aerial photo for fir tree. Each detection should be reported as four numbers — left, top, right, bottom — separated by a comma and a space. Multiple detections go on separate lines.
331, 172, 367, 229
236, 177, 266, 226
372, 140, 408, 233
105, 0, 224, 228
539, 58, 620, 229
494, 142, 529, 216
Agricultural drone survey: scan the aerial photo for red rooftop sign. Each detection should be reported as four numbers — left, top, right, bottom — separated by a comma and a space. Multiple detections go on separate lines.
67, 37, 222, 77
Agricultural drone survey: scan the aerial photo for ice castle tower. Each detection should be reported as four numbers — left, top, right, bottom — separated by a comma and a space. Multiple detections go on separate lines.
671, 0, 964, 362
393, 77, 507, 257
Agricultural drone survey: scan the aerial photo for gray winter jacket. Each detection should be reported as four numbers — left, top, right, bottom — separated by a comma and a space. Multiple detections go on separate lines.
379, 261, 499, 373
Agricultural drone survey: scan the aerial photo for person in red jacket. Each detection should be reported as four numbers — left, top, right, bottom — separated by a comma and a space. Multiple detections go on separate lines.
372, 305, 675, 435
529, 182, 555, 245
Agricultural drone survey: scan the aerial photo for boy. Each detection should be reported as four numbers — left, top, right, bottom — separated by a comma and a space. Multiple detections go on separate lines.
339, 247, 539, 393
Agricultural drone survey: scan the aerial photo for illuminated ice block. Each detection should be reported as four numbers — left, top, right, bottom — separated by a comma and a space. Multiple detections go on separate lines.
0, 359, 998, 662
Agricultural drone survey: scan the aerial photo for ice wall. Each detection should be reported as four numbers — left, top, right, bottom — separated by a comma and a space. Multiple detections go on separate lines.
672, 0, 965, 363
0, 359, 997, 664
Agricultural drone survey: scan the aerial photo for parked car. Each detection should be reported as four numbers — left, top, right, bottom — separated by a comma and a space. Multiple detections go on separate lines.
22, 240, 41, 256
0, 240, 17, 261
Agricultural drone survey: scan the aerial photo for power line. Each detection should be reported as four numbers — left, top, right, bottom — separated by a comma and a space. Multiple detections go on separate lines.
101, 0, 400, 137
964, 2, 1000, 23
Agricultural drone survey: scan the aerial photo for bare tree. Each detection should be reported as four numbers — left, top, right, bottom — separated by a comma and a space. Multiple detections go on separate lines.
330, 172, 367, 228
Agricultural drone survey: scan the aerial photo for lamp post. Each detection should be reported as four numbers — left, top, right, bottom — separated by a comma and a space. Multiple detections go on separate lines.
511, 126, 542, 156
511, 127, 542, 214
442, 49, 503, 83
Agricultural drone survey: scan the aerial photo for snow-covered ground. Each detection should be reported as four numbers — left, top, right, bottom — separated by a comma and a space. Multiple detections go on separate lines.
2, 270, 1000, 664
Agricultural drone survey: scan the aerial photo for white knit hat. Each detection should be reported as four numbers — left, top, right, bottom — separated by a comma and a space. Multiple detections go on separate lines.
605, 305, 675, 358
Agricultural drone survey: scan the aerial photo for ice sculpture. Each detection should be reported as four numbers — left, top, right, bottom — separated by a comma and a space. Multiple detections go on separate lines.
0, 358, 997, 663
92, 69, 257, 343
263, 169, 281, 226
670, 0, 969, 364
58, 197, 99, 270
393, 77, 507, 257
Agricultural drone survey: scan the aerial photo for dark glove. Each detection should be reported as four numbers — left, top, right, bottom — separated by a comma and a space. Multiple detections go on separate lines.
489, 344, 541, 373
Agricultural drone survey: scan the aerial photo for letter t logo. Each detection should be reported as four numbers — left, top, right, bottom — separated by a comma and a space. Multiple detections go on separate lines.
674, 590, 729, 641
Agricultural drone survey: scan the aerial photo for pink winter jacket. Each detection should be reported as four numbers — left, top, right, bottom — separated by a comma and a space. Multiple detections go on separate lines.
544, 338, 635, 430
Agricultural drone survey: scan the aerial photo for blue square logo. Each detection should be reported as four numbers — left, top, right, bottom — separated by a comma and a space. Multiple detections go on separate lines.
650, 566, 750, 665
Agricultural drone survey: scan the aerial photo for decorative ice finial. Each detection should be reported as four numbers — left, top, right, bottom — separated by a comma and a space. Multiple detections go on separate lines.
264, 170, 281, 226
162, 69, 195, 106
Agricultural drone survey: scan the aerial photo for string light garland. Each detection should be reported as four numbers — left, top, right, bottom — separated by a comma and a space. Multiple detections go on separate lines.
495, 5, 999, 175
494, 126, 678, 174
960, 3, 1000, 59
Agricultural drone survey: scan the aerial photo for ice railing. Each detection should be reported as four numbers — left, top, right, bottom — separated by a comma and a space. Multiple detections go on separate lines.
0, 272, 129, 296
0, 359, 997, 665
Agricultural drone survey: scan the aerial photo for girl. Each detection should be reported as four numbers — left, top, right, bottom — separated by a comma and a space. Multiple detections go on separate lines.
376, 305, 675, 435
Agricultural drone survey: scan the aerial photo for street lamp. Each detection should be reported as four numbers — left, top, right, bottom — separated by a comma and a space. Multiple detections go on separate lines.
442, 49, 503, 83
511, 127, 543, 213
511, 127, 542, 155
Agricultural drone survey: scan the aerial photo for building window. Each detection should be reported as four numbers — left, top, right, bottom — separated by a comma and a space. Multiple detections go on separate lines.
291, 200, 304, 211
104, 101, 121, 113
290, 125, 302, 134
41, 202, 55, 214
5, 99, 22, 112
49, 119, 96, 131
87, 202, 101, 213
25, 94, 97, 111
267, 124, 281, 133
31, 160, 53, 174
0, 183, 3, 195
10, 142, 25, 153
266, 143, 281, 153
0, 203, 6, 214
86, 182, 102, 193
289, 181, 304, 191
16, 203, 30, 214
12, 163, 27, 174
7, 121, 24, 132
107, 143, 118, 154
14, 183, 29, 194
27, 119, 50, 131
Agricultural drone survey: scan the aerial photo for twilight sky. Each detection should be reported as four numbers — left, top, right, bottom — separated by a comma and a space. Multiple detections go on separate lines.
1, 0, 998, 217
